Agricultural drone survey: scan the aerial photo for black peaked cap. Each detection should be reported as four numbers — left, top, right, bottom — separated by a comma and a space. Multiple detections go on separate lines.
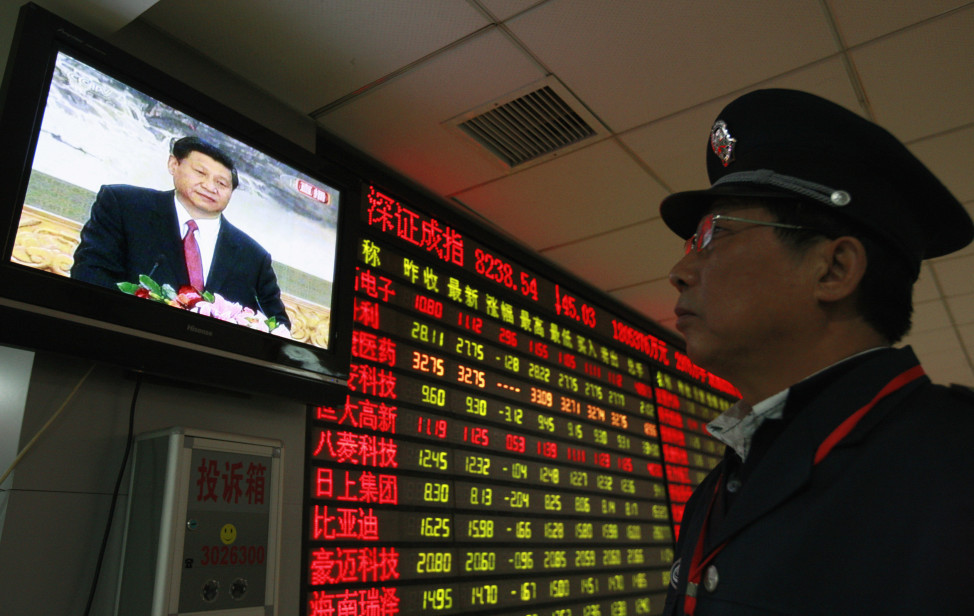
659, 89, 973, 267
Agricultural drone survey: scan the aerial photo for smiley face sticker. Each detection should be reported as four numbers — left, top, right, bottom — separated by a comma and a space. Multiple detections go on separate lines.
220, 523, 237, 545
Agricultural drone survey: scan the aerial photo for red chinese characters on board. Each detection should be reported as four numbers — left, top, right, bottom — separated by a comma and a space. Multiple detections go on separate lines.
316, 396, 398, 433
355, 267, 396, 303
663, 444, 689, 465
311, 505, 380, 540
309, 546, 400, 585
658, 406, 685, 429
366, 186, 464, 267
669, 483, 695, 504
634, 381, 654, 399
656, 389, 682, 411
351, 331, 397, 366
354, 297, 381, 330
611, 319, 670, 365
675, 351, 740, 396
660, 425, 687, 447
196, 458, 267, 505
312, 430, 398, 468
349, 363, 397, 398
308, 587, 399, 616
666, 465, 691, 484
314, 468, 399, 505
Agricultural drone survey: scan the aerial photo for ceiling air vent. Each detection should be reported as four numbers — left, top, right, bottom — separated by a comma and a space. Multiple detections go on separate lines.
448, 77, 607, 168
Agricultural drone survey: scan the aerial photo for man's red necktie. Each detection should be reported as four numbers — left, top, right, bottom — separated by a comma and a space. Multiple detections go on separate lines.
183, 219, 204, 291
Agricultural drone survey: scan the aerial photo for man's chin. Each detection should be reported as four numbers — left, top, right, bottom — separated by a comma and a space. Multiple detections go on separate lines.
681, 338, 714, 373
190, 201, 226, 217
683, 344, 738, 392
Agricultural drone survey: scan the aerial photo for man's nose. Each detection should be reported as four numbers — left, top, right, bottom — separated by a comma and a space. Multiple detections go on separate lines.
668, 254, 695, 292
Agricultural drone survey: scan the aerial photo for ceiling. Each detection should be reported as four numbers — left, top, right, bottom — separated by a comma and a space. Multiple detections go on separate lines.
9, 0, 974, 386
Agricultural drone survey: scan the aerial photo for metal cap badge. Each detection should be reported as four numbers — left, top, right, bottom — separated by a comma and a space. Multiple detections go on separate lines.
710, 120, 736, 167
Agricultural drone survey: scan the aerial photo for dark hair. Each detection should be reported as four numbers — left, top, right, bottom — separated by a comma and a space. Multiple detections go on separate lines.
760, 199, 915, 344
170, 136, 238, 189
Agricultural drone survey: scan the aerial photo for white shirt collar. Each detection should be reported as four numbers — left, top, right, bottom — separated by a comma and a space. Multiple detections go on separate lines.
707, 389, 788, 462
173, 195, 221, 285
173, 196, 221, 235
706, 347, 889, 462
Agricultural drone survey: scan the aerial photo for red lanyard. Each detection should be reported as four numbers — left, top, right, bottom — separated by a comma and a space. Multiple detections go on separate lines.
682, 364, 926, 615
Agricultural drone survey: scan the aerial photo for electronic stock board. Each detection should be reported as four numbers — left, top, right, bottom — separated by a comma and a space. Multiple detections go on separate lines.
303, 185, 740, 616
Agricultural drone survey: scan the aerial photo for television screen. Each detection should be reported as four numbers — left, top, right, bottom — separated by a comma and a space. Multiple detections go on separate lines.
0, 4, 356, 402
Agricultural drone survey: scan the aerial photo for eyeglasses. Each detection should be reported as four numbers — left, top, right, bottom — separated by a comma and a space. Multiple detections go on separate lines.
683, 213, 815, 255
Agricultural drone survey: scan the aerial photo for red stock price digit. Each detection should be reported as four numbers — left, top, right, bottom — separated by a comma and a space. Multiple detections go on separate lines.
458, 365, 487, 388
475, 248, 515, 290
505, 433, 526, 453
554, 284, 597, 328
519, 271, 538, 301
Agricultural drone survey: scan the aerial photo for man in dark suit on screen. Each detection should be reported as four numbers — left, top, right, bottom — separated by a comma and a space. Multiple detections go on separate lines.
71, 136, 290, 329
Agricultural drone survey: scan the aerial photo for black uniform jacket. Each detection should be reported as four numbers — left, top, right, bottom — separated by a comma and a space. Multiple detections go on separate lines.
71, 184, 289, 327
664, 346, 974, 615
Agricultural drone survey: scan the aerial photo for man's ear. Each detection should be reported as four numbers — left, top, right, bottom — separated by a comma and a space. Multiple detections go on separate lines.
814, 236, 868, 303
166, 155, 179, 177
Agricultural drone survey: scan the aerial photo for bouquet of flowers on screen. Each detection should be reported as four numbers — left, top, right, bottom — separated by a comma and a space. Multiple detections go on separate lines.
118, 275, 290, 337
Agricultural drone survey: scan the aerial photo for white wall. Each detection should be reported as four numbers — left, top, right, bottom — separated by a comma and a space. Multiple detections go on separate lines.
0, 354, 309, 615
0, 346, 34, 533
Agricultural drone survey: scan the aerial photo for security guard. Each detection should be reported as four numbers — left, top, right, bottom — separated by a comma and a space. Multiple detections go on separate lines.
661, 89, 974, 614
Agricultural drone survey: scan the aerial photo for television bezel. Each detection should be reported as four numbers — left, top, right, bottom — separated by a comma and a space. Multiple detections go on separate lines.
0, 3, 357, 403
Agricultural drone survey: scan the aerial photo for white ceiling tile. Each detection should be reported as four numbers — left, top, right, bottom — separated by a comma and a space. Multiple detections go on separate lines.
911, 299, 953, 334
141, 0, 490, 112
827, 0, 969, 46
913, 264, 940, 303
958, 322, 974, 354
930, 209, 974, 264
913, 346, 974, 386
620, 100, 727, 194
478, 0, 545, 21
453, 139, 669, 249
850, 5, 974, 142
23, 0, 157, 35
901, 325, 962, 355
932, 254, 974, 297
504, 0, 838, 131
898, 326, 974, 385
622, 57, 862, 194
609, 277, 681, 327
921, 349, 974, 386
947, 293, 974, 326
747, 56, 863, 109
909, 125, 974, 204
316, 28, 544, 195
541, 218, 684, 291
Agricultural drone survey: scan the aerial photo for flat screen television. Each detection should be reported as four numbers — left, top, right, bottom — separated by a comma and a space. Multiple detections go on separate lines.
0, 3, 357, 403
